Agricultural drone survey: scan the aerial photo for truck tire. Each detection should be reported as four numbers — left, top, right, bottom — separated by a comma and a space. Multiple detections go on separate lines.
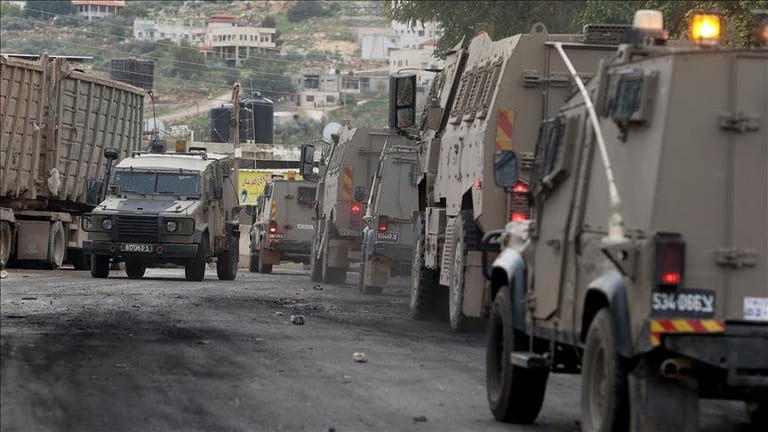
124, 260, 146, 279
217, 236, 238, 281
321, 228, 347, 284
185, 235, 208, 282
448, 210, 478, 332
258, 250, 273, 274
249, 253, 259, 273
486, 284, 548, 423
358, 240, 382, 295
581, 309, 629, 432
0, 221, 11, 270
746, 401, 767, 427
68, 250, 90, 271
410, 212, 441, 320
45, 221, 66, 270
90, 255, 110, 278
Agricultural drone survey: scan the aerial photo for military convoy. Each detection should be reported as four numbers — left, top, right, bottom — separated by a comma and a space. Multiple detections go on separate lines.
396, 21, 630, 331
82, 145, 241, 281
248, 175, 316, 273
477, 10, 767, 432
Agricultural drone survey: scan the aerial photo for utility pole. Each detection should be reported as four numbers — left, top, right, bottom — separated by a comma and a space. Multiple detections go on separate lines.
231, 81, 241, 170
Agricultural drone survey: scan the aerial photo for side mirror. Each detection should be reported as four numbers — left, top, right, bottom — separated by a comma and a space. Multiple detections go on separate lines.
300, 144, 315, 177
85, 179, 103, 205
213, 186, 223, 200
389, 73, 417, 130
104, 147, 120, 160
354, 186, 365, 203
493, 151, 519, 188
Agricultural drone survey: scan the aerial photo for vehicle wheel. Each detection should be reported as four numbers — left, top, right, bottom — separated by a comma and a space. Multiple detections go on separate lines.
448, 210, 478, 332
258, 250, 273, 274
217, 235, 238, 281
185, 235, 208, 282
358, 240, 382, 295
309, 235, 323, 282
746, 401, 768, 427
90, 255, 110, 278
249, 253, 259, 273
321, 228, 347, 284
124, 260, 146, 279
486, 284, 548, 423
0, 221, 12, 270
581, 309, 629, 432
45, 221, 66, 270
69, 250, 90, 270
410, 212, 441, 320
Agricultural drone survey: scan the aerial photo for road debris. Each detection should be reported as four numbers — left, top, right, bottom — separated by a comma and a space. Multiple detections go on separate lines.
21, 297, 37, 301
353, 352, 368, 363
342, 375, 352, 383
0, 270, 8, 279
275, 311, 284, 317
197, 340, 209, 345
412, 416, 428, 423
312, 284, 323, 291
291, 315, 305, 325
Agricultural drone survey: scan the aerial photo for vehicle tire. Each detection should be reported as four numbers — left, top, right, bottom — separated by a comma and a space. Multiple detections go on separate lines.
124, 260, 146, 279
0, 221, 12, 270
185, 235, 208, 282
90, 255, 110, 278
217, 235, 238, 281
69, 250, 90, 270
486, 285, 548, 423
249, 253, 259, 273
358, 239, 382, 295
258, 249, 273, 274
321, 227, 347, 284
410, 212, 441, 320
448, 210, 479, 332
45, 221, 66, 270
581, 309, 629, 432
309, 233, 323, 282
746, 401, 768, 427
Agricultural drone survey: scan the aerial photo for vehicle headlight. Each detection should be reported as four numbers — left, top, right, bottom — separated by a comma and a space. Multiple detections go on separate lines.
102, 218, 112, 230
166, 220, 178, 233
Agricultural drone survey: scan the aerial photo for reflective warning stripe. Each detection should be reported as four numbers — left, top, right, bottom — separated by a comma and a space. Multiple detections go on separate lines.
342, 166, 354, 200
496, 110, 515, 151
270, 201, 277, 221
650, 319, 724, 346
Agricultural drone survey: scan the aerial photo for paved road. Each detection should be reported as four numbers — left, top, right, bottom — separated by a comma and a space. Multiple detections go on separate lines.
0, 266, 753, 432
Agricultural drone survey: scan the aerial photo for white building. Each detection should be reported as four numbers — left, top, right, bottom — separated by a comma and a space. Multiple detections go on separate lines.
133, 19, 205, 45
391, 20, 442, 49
200, 14, 277, 65
72, 0, 124, 21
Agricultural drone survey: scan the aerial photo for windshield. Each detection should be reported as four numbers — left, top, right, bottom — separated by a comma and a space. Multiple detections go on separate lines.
113, 170, 201, 197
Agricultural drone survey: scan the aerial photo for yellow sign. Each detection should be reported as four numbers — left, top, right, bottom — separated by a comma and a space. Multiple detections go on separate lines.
238, 170, 303, 205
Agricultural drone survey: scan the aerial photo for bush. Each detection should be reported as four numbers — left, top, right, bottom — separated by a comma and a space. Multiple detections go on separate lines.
287, 1, 340, 23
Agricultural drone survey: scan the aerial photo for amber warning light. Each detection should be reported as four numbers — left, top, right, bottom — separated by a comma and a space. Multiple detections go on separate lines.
690, 13, 721, 45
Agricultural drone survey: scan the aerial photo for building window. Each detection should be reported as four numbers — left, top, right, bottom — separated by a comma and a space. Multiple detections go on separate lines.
305, 95, 315, 102
326, 95, 336, 103
418, 30, 424, 36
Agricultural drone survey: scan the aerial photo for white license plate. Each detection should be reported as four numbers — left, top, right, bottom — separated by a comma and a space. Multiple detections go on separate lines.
268, 233, 284, 240
120, 243, 153, 253
376, 232, 400, 243
744, 297, 768, 322
651, 288, 715, 318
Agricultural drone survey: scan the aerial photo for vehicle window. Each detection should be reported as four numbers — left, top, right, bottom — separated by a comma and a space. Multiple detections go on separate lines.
297, 186, 317, 205
113, 171, 200, 196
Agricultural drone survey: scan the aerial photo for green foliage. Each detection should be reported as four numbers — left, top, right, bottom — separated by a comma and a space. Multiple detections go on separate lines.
0, 2, 24, 17
287, 1, 341, 23
327, 95, 390, 129
24, 0, 74, 19
0, 14, 35, 31
169, 39, 208, 80
119, 2, 150, 19
263, 15, 277, 28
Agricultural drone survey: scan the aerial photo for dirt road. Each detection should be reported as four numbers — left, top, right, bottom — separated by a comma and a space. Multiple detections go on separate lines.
0, 267, 752, 431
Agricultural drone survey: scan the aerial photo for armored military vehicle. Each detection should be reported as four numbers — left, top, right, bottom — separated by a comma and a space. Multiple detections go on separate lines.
248, 176, 316, 273
482, 10, 768, 431
301, 126, 412, 284
393, 21, 630, 331
358, 141, 420, 294
82, 146, 241, 281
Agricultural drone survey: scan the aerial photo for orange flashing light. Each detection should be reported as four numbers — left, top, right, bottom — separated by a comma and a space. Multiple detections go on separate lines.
690, 13, 721, 45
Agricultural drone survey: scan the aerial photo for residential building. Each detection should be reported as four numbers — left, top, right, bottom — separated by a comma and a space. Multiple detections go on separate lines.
133, 19, 206, 45
294, 68, 383, 110
200, 14, 277, 65
72, 0, 124, 21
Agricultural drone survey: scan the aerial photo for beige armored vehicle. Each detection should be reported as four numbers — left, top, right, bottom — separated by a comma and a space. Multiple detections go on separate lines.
301, 127, 412, 284
248, 176, 316, 273
482, 10, 768, 431
358, 141, 420, 294
82, 146, 241, 281
394, 22, 628, 330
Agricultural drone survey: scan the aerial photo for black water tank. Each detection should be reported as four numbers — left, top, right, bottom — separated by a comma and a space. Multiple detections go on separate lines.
110, 58, 154, 90
244, 92, 274, 144
209, 106, 231, 143
239, 105, 254, 143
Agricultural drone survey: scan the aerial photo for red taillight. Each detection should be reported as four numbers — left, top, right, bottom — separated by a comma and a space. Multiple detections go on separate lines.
474, 179, 482, 189
268, 220, 278, 233
377, 215, 389, 232
350, 202, 363, 228
655, 234, 685, 287
509, 182, 530, 222
350, 203, 362, 215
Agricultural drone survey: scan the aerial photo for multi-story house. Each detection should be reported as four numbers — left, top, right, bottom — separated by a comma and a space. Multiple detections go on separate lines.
200, 14, 277, 65
72, 0, 125, 21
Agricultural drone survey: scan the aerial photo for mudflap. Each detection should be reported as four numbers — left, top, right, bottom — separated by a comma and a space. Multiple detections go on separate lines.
629, 362, 699, 432
262, 249, 281, 265
365, 257, 391, 287
327, 239, 349, 268
463, 251, 486, 317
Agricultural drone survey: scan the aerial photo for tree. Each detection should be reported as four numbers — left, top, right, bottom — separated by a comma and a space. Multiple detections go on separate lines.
24, 0, 74, 19
169, 39, 208, 81
287, 0, 340, 23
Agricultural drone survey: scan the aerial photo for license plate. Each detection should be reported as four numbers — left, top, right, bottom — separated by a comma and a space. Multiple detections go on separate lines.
376, 232, 400, 243
120, 243, 153, 253
268, 233, 284, 240
744, 297, 768, 322
651, 288, 715, 318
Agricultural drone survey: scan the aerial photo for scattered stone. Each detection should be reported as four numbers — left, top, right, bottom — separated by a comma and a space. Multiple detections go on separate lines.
313, 284, 323, 291
413, 416, 428, 423
114, 364, 127, 369
197, 340, 209, 345
291, 315, 305, 325
6, 315, 27, 319
394, 288, 402, 294
353, 352, 368, 363
21, 297, 36, 301
274, 311, 283, 317
0, 270, 8, 279
342, 375, 352, 383
131, 305, 141, 308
